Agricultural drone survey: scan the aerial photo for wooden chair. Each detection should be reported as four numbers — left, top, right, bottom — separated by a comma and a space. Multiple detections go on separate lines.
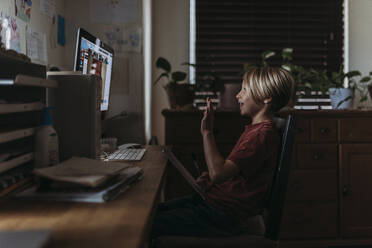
153, 115, 296, 248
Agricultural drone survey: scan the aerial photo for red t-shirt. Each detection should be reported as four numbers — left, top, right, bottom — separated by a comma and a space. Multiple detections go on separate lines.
205, 121, 280, 221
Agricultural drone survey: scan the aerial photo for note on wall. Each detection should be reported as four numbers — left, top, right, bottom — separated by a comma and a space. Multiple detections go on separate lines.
57, 15, 65, 46
26, 27, 47, 64
40, 0, 56, 18
14, 0, 32, 23
104, 25, 142, 53
0, 12, 26, 54
89, 0, 139, 24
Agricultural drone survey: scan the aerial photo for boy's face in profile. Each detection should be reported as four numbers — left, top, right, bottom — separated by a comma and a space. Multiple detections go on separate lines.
236, 80, 262, 117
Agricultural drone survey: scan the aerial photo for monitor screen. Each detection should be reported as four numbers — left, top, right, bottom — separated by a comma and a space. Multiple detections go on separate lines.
74, 28, 114, 111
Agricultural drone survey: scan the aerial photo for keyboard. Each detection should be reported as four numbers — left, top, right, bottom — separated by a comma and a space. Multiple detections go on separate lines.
106, 148, 146, 161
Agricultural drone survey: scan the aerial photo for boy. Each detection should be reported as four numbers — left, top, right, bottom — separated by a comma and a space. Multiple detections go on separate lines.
151, 67, 295, 238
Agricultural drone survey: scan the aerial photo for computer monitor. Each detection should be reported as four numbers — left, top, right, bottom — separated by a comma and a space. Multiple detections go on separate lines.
74, 28, 114, 111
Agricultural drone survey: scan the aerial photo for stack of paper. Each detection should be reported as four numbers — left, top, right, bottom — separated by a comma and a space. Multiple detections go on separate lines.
16, 157, 143, 203
33, 157, 131, 187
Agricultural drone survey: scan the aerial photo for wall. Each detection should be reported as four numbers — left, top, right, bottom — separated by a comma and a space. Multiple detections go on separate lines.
150, 0, 372, 144
0, 0, 145, 144
0, 0, 66, 68
152, 0, 190, 145
349, 0, 372, 108
63, 0, 145, 144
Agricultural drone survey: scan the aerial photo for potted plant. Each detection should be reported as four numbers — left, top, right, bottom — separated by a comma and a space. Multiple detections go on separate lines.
260, 48, 372, 109
347, 71, 372, 108
304, 68, 372, 109
154, 57, 194, 109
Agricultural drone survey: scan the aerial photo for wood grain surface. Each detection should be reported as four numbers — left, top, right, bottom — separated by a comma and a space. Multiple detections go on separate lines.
0, 146, 167, 248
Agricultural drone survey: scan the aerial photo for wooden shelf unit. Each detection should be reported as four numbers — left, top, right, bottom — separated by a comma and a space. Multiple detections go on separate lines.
0, 127, 37, 143
0, 74, 58, 88
0, 72, 57, 196
0, 102, 44, 114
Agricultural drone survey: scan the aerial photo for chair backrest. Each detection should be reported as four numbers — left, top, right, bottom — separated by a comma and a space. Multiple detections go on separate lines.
265, 115, 296, 241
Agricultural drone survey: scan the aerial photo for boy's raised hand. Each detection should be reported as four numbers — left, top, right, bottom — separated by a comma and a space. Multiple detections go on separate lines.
196, 171, 212, 191
200, 97, 214, 136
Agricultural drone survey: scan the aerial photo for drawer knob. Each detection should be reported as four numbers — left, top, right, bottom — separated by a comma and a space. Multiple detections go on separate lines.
320, 128, 330, 134
312, 153, 322, 160
343, 185, 349, 196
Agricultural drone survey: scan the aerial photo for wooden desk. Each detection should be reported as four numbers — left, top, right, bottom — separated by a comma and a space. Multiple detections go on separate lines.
0, 146, 167, 248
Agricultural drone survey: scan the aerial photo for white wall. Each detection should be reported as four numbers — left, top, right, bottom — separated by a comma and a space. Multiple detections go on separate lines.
152, 0, 190, 145
0, 0, 66, 68
349, 0, 372, 108
0, 0, 145, 144
63, 0, 143, 117
63, 0, 145, 144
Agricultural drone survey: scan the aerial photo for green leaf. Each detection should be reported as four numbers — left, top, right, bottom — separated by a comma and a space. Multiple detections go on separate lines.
156, 57, 171, 72
336, 96, 352, 108
171, 71, 187, 82
182, 62, 196, 67
281, 48, 293, 63
360, 76, 371, 83
282, 48, 293, 54
262, 51, 275, 60
282, 64, 291, 71
153, 72, 169, 85
360, 96, 368, 102
331, 71, 342, 84
344, 70, 361, 79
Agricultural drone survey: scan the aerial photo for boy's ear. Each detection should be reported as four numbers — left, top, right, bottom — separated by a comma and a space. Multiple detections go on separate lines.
263, 97, 272, 104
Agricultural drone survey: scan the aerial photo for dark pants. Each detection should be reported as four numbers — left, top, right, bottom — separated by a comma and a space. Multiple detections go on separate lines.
150, 194, 243, 239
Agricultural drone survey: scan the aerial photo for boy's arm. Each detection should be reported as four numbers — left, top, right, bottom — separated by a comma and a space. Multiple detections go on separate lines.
202, 132, 239, 183
201, 98, 239, 183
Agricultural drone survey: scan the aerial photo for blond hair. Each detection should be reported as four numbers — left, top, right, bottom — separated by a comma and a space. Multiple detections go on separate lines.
243, 67, 295, 112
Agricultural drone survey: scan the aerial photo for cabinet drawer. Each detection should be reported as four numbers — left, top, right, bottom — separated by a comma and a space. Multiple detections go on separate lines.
280, 202, 338, 239
294, 118, 310, 143
286, 170, 337, 202
296, 144, 337, 169
311, 119, 338, 142
340, 118, 372, 142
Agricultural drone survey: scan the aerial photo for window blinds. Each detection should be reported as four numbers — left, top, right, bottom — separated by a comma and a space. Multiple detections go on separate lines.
195, 0, 344, 85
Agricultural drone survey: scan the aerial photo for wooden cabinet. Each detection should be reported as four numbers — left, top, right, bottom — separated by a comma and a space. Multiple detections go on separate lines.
280, 116, 339, 240
163, 109, 372, 247
279, 110, 372, 247
340, 144, 372, 238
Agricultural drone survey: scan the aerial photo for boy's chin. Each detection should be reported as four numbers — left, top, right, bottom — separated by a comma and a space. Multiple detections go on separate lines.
239, 109, 248, 116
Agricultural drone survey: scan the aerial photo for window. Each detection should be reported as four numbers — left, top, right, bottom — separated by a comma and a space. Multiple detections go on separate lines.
195, 0, 344, 85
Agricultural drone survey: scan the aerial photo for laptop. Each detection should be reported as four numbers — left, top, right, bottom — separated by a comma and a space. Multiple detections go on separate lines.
162, 148, 205, 200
